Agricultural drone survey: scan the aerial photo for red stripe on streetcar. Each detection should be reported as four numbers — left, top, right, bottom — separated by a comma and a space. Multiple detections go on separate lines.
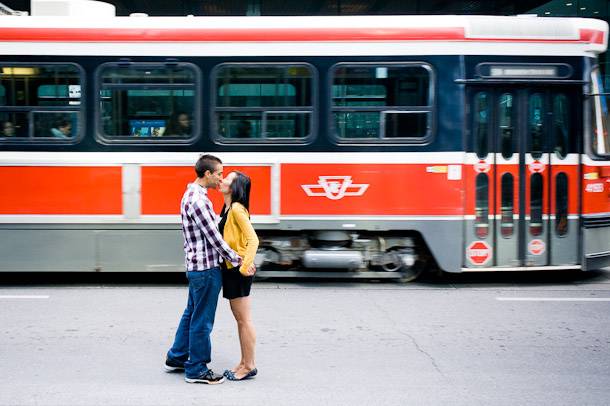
0, 27, 603, 44
281, 163, 463, 216
0, 27, 466, 42
579, 28, 606, 45
141, 166, 272, 216
0, 167, 122, 215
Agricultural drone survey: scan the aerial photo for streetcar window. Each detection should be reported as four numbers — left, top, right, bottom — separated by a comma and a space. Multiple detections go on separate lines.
0, 64, 82, 142
529, 93, 544, 159
553, 94, 569, 159
530, 173, 544, 236
475, 173, 489, 238
555, 172, 568, 236
331, 63, 432, 142
499, 93, 515, 160
501, 173, 514, 238
97, 63, 198, 142
589, 67, 610, 156
474, 92, 489, 159
213, 64, 314, 142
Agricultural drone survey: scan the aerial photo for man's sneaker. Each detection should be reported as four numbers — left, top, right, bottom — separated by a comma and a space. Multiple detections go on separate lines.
164, 357, 185, 372
185, 369, 225, 384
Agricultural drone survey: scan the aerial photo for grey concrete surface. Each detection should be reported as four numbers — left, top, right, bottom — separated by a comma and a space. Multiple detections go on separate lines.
1, 269, 609, 406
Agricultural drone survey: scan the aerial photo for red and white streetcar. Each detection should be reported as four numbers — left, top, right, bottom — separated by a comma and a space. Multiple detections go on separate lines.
1, 0, 609, 280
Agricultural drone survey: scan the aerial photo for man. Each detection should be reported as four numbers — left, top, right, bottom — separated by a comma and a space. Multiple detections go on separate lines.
165, 154, 242, 384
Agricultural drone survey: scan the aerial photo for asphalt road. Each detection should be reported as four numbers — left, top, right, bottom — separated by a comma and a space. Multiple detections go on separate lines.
1, 269, 609, 406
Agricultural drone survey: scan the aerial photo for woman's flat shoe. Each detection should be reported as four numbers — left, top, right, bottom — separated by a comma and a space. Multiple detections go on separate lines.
226, 368, 257, 381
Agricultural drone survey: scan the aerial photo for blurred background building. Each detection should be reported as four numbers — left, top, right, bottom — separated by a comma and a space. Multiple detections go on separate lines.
2, 1, 609, 80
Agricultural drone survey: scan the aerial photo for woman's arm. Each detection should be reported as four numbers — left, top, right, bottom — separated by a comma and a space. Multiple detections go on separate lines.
232, 203, 260, 276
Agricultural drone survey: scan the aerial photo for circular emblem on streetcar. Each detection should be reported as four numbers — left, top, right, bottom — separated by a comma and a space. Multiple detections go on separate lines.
528, 160, 546, 174
528, 239, 546, 256
474, 160, 491, 173
467, 240, 492, 266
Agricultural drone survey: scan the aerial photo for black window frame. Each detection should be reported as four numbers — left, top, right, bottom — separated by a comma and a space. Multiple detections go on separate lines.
210, 62, 317, 145
0, 62, 85, 145
329, 62, 435, 145
95, 61, 201, 145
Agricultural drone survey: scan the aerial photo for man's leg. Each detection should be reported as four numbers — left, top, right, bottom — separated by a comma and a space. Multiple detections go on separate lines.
184, 267, 223, 378
166, 275, 194, 365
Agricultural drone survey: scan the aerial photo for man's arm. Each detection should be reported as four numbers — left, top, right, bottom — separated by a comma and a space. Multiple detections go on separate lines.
191, 200, 241, 267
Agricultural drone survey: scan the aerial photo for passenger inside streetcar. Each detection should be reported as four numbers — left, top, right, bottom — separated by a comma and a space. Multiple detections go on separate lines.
1, 121, 16, 137
50, 119, 72, 138
166, 112, 192, 136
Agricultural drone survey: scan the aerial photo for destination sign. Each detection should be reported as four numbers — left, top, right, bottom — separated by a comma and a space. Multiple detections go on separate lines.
490, 66, 558, 77
476, 63, 572, 79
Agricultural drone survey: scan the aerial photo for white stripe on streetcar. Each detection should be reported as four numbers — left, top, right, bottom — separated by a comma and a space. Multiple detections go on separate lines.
496, 297, 610, 302
0, 295, 50, 299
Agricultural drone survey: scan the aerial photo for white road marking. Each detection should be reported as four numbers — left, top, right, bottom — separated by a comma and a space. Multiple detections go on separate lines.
0, 295, 50, 299
496, 297, 610, 302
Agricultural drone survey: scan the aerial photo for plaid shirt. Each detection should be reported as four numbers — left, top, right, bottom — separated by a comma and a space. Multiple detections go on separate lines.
181, 183, 241, 271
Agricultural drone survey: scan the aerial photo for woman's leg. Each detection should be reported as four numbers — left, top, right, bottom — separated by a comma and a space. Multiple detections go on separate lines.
228, 298, 245, 372
229, 296, 256, 376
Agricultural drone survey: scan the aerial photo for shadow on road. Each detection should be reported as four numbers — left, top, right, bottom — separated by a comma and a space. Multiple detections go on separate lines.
1, 268, 608, 287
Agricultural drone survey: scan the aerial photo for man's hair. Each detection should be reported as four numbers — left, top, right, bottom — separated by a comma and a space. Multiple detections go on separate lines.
195, 154, 222, 178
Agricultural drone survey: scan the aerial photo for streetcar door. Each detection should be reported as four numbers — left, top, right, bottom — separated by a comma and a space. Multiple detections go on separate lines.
466, 87, 579, 269
525, 89, 579, 267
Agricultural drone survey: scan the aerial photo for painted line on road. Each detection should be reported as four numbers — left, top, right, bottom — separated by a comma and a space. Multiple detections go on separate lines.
496, 297, 610, 302
0, 295, 50, 299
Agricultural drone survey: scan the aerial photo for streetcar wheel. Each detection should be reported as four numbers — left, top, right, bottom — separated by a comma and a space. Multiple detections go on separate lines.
398, 260, 424, 283
381, 247, 423, 283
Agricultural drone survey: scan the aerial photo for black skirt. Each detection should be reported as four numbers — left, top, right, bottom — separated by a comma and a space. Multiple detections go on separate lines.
222, 263, 254, 299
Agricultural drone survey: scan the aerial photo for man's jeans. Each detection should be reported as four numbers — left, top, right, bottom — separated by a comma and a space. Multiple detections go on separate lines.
167, 267, 223, 378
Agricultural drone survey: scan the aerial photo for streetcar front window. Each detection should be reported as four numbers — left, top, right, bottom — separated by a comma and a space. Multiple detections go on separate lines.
590, 67, 610, 156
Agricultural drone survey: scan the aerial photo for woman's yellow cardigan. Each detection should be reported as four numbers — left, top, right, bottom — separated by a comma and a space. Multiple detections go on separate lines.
223, 202, 259, 276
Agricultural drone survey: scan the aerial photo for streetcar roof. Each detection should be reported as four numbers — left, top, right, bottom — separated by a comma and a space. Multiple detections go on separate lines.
0, 14, 607, 57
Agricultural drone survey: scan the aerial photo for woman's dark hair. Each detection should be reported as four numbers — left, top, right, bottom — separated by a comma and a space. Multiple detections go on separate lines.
228, 171, 251, 212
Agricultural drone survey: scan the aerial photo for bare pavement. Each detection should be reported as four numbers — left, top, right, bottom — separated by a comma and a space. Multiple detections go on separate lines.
1, 269, 609, 406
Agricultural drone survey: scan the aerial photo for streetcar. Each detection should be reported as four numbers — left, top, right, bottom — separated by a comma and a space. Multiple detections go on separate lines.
1, 0, 609, 281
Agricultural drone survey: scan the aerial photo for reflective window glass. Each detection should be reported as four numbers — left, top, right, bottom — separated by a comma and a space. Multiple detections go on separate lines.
530, 173, 544, 236
499, 93, 514, 159
332, 64, 431, 141
99, 64, 197, 140
474, 92, 489, 159
590, 67, 610, 155
501, 173, 514, 238
529, 93, 544, 159
475, 173, 489, 238
553, 94, 570, 159
214, 64, 313, 140
0, 64, 82, 141
555, 172, 569, 236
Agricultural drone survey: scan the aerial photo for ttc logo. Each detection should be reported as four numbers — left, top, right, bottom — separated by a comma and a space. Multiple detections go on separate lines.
301, 176, 369, 200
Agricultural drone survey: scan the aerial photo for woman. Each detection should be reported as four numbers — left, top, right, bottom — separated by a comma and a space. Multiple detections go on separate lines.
166, 112, 191, 136
218, 171, 259, 381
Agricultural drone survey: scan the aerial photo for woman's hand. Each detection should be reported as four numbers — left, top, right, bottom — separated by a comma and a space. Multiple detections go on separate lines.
245, 264, 256, 276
